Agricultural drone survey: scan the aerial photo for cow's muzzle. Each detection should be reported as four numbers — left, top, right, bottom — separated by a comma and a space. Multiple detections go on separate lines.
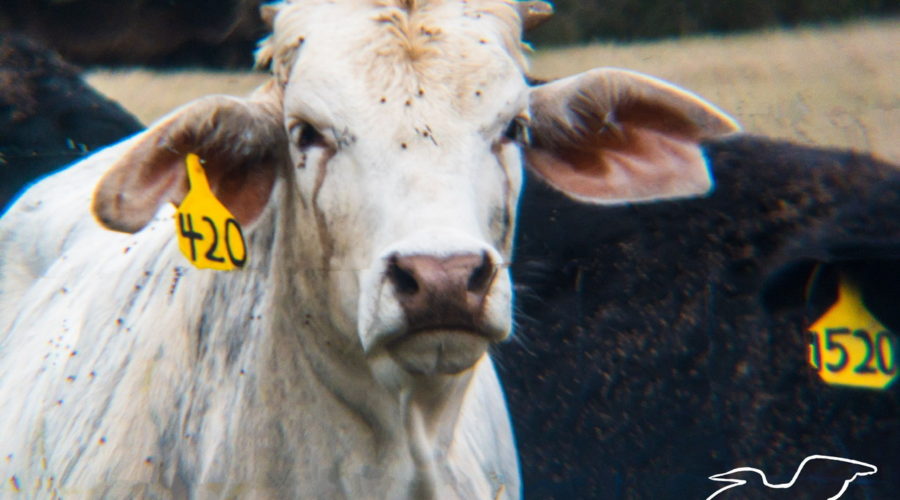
382, 252, 506, 375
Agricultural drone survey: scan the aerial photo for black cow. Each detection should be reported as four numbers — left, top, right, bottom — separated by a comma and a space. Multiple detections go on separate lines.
0, 33, 143, 211
502, 134, 899, 499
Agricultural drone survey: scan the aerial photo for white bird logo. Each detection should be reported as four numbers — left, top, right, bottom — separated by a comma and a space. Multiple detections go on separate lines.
706, 455, 878, 500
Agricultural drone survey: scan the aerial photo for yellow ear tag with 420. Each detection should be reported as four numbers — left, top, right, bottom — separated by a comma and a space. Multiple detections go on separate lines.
174, 153, 247, 270
808, 274, 897, 389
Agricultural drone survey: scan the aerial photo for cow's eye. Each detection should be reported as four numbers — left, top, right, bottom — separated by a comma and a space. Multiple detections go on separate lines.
290, 122, 325, 149
503, 117, 530, 145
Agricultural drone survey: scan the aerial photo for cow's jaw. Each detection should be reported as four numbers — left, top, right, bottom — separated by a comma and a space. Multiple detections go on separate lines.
389, 330, 490, 375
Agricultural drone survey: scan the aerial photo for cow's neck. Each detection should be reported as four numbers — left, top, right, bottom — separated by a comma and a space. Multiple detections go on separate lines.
187, 191, 481, 497
264, 273, 479, 490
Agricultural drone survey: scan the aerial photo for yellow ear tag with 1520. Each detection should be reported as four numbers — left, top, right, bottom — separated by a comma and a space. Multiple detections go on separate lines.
808, 274, 897, 389
174, 153, 247, 270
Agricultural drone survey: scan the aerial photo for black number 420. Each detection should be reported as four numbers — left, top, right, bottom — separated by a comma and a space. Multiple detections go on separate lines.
178, 213, 246, 268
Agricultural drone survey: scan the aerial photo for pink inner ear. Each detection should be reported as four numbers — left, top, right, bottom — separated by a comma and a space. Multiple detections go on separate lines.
204, 156, 277, 227
94, 93, 285, 234
525, 68, 740, 204
94, 139, 279, 234
93, 143, 188, 233
527, 126, 711, 202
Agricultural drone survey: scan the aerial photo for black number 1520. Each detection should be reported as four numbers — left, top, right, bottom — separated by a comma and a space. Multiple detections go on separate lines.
809, 328, 896, 376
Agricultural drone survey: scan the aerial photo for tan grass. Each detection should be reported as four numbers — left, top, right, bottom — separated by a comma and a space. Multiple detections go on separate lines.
529, 19, 900, 164
86, 19, 899, 163
85, 70, 268, 125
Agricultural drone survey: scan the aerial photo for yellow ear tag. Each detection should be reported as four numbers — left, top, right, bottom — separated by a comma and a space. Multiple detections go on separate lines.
808, 274, 897, 389
174, 153, 247, 270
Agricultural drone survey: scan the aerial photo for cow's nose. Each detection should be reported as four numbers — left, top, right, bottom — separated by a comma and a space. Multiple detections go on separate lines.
387, 252, 496, 330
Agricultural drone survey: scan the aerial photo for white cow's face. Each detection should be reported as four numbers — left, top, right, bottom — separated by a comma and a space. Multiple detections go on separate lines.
274, 1, 528, 377
92, 0, 739, 384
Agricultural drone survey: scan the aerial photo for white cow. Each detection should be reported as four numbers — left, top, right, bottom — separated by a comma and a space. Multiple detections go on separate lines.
0, 0, 738, 497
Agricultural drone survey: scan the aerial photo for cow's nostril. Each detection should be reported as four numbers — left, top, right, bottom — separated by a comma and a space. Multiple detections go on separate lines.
387, 255, 420, 295
467, 252, 496, 294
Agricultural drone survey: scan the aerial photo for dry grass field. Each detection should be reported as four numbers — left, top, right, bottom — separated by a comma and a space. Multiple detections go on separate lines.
86, 19, 899, 163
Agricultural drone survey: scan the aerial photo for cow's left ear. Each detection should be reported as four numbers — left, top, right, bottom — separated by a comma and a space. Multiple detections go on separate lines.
93, 81, 287, 233
526, 68, 740, 203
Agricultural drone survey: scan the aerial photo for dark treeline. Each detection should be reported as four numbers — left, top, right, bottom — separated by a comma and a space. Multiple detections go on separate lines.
2, 1, 897, 67
531, 0, 899, 45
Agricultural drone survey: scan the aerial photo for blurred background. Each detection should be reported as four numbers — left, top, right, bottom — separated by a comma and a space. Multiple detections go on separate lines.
2, 0, 897, 66
1, 0, 899, 163
527, 0, 898, 45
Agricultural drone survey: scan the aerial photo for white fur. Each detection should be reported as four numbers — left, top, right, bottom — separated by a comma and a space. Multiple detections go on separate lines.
0, 1, 526, 498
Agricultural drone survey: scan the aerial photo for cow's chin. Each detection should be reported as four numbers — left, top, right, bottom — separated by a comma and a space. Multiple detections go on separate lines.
387, 329, 490, 376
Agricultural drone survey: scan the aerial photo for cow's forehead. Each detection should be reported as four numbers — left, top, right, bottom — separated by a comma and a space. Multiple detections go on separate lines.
262, 0, 529, 128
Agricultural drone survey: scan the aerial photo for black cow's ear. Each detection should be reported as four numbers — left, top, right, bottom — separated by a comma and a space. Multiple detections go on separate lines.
526, 68, 739, 205
765, 261, 900, 333
762, 262, 838, 320
93, 81, 287, 233
762, 174, 900, 330
856, 262, 900, 332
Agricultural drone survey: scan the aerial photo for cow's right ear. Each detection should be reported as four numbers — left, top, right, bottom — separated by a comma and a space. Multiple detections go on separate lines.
525, 68, 740, 204
93, 81, 287, 233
